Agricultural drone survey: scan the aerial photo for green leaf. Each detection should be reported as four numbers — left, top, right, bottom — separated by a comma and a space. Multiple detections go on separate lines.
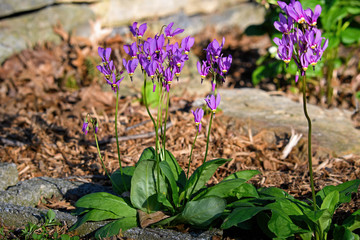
356, 91, 360, 101
185, 158, 231, 199
111, 166, 135, 195
258, 187, 293, 199
69, 209, 121, 231
221, 206, 267, 229
137, 147, 156, 166
131, 159, 161, 212
181, 197, 226, 227
223, 169, 260, 181
164, 150, 186, 190
46, 209, 56, 223
333, 224, 360, 240
94, 217, 137, 239
268, 210, 304, 238
234, 183, 259, 199
159, 161, 179, 207
75, 192, 136, 217
321, 190, 339, 215
252, 61, 282, 86
316, 180, 360, 206
193, 178, 246, 200
343, 210, 360, 232
341, 27, 360, 45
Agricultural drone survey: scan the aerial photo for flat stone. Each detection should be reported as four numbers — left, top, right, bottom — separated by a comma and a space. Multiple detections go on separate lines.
0, 4, 95, 64
0, 202, 106, 237
0, 0, 55, 18
0, 162, 18, 191
0, 177, 111, 207
218, 88, 360, 155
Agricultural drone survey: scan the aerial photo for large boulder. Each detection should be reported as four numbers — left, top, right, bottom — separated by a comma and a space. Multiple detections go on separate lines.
218, 88, 360, 155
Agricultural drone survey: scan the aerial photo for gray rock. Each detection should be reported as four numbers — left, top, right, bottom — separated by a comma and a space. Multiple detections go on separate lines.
0, 202, 107, 237
91, 0, 249, 27
0, 0, 55, 18
0, 177, 111, 207
0, 4, 95, 64
218, 88, 360, 155
0, 202, 223, 238
0, 162, 18, 191
124, 227, 222, 240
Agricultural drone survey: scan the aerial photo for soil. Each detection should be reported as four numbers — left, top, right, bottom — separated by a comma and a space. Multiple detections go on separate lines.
0, 25, 359, 239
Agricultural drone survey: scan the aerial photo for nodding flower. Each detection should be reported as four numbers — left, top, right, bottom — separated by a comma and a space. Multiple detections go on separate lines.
205, 94, 221, 114
305, 5, 321, 26
124, 42, 138, 59
197, 61, 210, 83
181, 36, 195, 55
219, 55, 232, 76
98, 47, 111, 63
123, 58, 139, 81
191, 108, 204, 132
129, 22, 147, 39
164, 22, 184, 40
82, 118, 89, 135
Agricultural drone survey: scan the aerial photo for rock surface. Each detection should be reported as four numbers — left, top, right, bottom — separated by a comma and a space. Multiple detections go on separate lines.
0, 162, 18, 191
218, 88, 360, 155
0, 4, 95, 64
0, 176, 111, 207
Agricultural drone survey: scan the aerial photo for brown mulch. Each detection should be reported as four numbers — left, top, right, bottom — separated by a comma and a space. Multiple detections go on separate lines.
0, 25, 359, 238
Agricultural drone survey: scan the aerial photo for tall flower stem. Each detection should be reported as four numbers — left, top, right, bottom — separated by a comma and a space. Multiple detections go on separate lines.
203, 112, 214, 163
94, 132, 122, 194
114, 86, 128, 192
162, 90, 170, 157
114, 87, 123, 173
302, 75, 316, 211
143, 74, 160, 192
186, 130, 198, 179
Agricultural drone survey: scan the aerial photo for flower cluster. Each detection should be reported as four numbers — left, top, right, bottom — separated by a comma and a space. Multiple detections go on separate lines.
197, 38, 232, 91
82, 115, 98, 135
96, 47, 124, 92
123, 22, 194, 92
273, 0, 328, 81
191, 93, 221, 132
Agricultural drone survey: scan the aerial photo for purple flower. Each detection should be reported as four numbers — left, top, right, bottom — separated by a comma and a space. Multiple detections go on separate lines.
144, 60, 157, 79
304, 28, 322, 50
154, 34, 165, 53
143, 38, 156, 60
106, 72, 124, 92
98, 47, 111, 63
304, 49, 320, 67
181, 36, 195, 55
95, 120, 99, 134
164, 67, 174, 92
124, 42, 139, 59
288, 1, 307, 24
129, 22, 147, 38
97, 60, 115, 79
305, 5, 321, 26
206, 37, 225, 59
191, 108, 204, 132
165, 22, 184, 39
300, 52, 310, 71
174, 62, 184, 79
123, 58, 139, 80
82, 119, 89, 135
197, 61, 210, 82
205, 94, 221, 113
274, 13, 292, 35
219, 55, 232, 76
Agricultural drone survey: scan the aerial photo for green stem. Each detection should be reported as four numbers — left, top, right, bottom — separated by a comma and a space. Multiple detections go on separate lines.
203, 112, 214, 163
114, 86, 128, 192
162, 90, 170, 157
186, 130, 198, 179
114, 87, 123, 173
143, 75, 161, 193
94, 133, 122, 194
302, 75, 316, 211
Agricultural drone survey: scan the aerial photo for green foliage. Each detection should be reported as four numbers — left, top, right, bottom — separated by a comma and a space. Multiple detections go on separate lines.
21, 209, 79, 240
222, 180, 360, 239
141, 80, 161, 108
